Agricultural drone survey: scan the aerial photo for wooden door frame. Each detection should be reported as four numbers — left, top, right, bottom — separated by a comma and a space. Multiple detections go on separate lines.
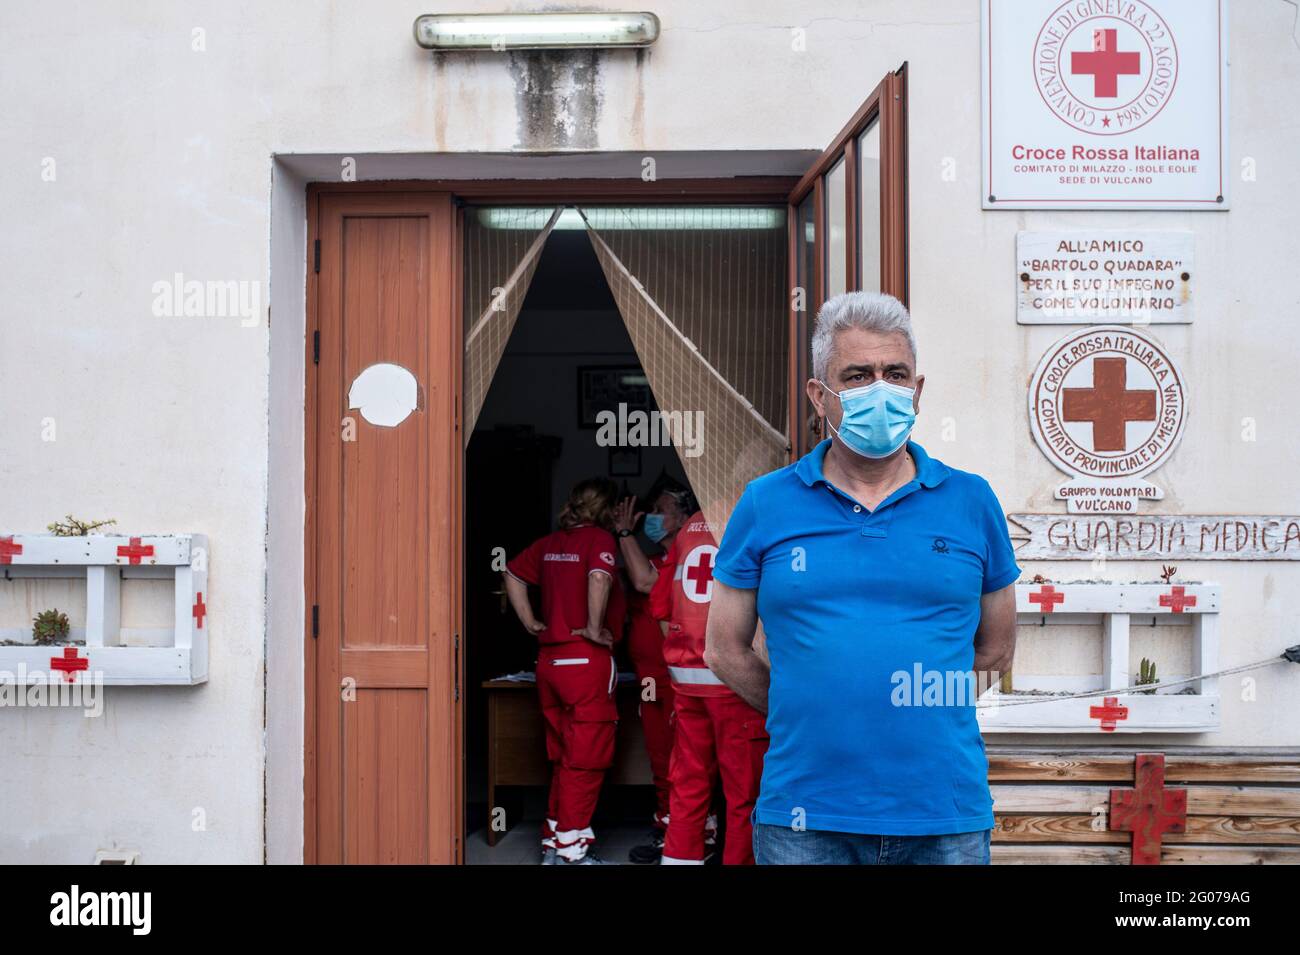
786, 62, 910, 455
302, 175, 802, 864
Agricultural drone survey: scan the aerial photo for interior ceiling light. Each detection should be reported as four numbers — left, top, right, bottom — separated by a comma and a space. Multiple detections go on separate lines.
478, 208, 784, 231
414, 12, 660, 51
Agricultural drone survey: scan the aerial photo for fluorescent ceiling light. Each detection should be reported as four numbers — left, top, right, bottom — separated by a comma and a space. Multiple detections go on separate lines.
414, 12, 660, 51
478, 208, 785, 230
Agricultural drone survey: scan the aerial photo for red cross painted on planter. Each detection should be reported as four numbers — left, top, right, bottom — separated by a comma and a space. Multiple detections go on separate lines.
50, 647, 89, 683
0, 536, 22, 564
1028, 584, 1065, 613
1089, 696, 1129, 732
1159, 586, 1197, 614
1110, 753, 1187, 865
1071, 28, 1141, 99
1062, 357, 1157, 452
117, 537, 154, 565
192, 592, 207, 629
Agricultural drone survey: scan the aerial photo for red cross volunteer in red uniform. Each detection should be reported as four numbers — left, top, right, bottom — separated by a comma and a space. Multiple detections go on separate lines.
650, 508, 769, 865
613, 486, 696, 864
504, 478, 626, 865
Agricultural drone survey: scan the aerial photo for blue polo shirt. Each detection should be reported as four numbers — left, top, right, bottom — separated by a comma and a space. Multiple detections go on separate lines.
714, 439, 1020, 835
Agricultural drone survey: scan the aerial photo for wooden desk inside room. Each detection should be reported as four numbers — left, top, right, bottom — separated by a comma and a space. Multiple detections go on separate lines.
482, 678, 653, 846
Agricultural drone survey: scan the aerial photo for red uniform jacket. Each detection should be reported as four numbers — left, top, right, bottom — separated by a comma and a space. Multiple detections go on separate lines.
506, 524, 626, 648
647, 510, 731, 697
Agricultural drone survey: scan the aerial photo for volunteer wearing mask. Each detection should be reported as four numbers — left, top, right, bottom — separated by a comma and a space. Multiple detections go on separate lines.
503, 478, 627, 865
612, 485, 695, 864
706, 291, 1019, 866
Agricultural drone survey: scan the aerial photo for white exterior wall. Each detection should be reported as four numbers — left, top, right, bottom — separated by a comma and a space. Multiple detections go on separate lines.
1, 1, 1296, 864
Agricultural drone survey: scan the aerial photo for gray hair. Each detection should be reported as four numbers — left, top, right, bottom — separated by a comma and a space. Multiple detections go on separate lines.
811, 291, 917, 381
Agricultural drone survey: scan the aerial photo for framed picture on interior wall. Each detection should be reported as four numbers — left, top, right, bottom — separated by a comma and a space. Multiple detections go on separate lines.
609, 447, 642, 478
577, 365, 652, 429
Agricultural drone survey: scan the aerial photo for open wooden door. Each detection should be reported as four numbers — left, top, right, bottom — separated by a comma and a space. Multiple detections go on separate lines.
787, 63, 909, 456
306, 193, 461, 864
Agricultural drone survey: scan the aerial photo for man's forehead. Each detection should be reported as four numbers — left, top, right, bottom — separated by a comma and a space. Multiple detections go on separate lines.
829, 328, 914, 368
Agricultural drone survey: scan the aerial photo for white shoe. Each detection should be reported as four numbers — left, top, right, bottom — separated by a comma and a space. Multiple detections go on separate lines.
561, 851, 613, 865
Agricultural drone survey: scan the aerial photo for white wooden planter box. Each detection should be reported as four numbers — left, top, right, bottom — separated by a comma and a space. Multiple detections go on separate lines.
0, 534, 208, 686
977, 582, 1220, 734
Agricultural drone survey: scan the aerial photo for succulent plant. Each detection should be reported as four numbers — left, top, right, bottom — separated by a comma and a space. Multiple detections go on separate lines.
32, 609, 71, 646
1136, 657, 1158, 695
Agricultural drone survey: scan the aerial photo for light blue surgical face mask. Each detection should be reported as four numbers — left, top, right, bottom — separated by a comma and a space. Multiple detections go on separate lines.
643, 513, 670, 542
819, 379, 917, 459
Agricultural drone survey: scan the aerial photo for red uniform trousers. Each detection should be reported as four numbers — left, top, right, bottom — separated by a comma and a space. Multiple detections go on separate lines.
536, 642, 618, 859
662, 691, 768, 865
626, 608, 676, 829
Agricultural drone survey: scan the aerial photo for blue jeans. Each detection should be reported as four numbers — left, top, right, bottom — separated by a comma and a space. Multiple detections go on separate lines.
752, 822, 991, 865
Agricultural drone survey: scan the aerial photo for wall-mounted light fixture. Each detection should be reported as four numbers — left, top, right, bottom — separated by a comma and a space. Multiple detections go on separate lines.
413, 12, 660, 51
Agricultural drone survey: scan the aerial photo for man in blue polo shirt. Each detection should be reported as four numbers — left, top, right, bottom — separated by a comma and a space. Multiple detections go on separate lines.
705, 291, 1019, 865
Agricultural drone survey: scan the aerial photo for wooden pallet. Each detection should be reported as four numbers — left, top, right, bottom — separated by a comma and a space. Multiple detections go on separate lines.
989, 749, 1300, 864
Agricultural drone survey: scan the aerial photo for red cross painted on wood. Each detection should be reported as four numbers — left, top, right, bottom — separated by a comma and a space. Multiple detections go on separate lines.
1159, 585, 1197, 614
1028, 584, 1065, 613
1062, 357, 1157, 452
1110, 753, 1187, 865
1089, 696, 1128, 732
686, 552, 714, 596
50, 647, 89, 683
1071, 28, 1141, 98
0, 536, 22, 564
117, 537, 155, 565
192, 592, 207, 629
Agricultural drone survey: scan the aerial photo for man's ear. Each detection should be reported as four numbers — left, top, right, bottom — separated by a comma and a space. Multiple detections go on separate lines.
912, 374, 925, 415
805, 377, 829, 419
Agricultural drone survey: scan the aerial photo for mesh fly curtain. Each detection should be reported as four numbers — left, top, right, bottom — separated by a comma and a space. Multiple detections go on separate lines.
579, 207, 789, 533
463, 205, 790, 533
463, 207, 562, 446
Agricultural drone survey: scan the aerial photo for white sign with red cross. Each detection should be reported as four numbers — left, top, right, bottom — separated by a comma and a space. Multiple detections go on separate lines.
982, 0, 1228, 209
679, 544, 718, 604
1028, 326, 1187, 513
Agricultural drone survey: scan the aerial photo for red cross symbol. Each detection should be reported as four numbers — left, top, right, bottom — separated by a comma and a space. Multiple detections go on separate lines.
1159, 585, 1197, 614
1071, 28, 1141, 98
50, 647, 89, 683
192, 592, 207, 629
1110, 753, 1187, 865
686, 551, 714, 596
0, 536, 22, 564
116, 537, 155, 565
1062, 357, 1157, 452
1089, 696, 1129, 732
1028, 584, 1065, 613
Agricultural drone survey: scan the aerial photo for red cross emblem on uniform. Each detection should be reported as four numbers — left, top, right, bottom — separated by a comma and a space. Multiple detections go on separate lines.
680, 544, 718, 604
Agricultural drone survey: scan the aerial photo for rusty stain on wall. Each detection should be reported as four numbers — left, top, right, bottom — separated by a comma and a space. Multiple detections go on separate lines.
508, 50, 603, 149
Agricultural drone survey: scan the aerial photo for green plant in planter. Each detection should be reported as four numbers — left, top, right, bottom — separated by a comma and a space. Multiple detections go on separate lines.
47, 515, 117, 536
32, 609, 71, 646
1136, 657, 1158, 695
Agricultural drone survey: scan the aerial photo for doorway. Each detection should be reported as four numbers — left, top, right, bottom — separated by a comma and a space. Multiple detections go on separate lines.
301, 64, 908, 865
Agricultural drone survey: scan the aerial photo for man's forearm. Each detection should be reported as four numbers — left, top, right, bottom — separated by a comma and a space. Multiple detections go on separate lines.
707, 645, 770, 714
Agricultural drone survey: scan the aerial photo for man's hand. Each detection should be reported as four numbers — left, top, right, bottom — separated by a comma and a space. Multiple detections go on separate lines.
572, 624, 614, 647
612, 497, 642, 535
522, 618, 546, 635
